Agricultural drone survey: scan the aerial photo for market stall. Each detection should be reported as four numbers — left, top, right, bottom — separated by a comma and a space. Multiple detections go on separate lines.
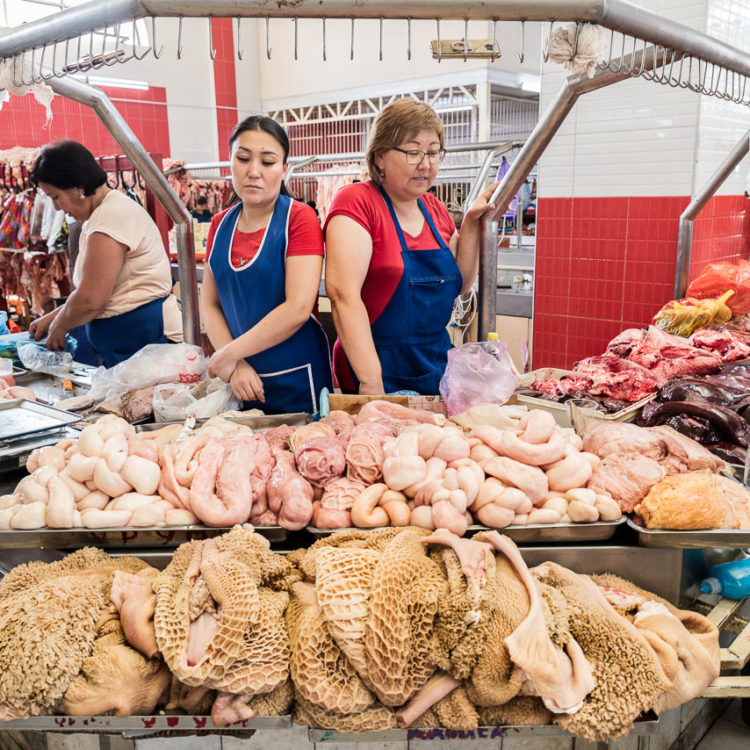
0, 1, 749, 747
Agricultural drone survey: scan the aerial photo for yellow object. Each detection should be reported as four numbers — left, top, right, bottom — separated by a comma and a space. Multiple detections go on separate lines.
487, 332, 499, 341
653, 290, 734, 337
61, 379, 73, 391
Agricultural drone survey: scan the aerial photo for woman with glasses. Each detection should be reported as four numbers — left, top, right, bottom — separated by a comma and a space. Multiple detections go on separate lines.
325, 99, 499, 395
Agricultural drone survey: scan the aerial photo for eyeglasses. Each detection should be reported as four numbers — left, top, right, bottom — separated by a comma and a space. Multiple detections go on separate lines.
391, 147, 446, 165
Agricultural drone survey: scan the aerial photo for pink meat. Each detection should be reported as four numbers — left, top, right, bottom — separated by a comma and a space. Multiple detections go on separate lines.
267, 448, 314, 531
345, 421, 392, 484
690, 329, 750, 362
587, 453, 666, 513
321, 476, 366, 511
355, 399, 445, 426
294, 436, 346, 488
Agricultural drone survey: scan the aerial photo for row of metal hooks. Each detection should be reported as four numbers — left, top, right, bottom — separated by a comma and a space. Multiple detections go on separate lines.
3, 15, 529, 82
540, 21, 750, 105
4, 15, 749, 106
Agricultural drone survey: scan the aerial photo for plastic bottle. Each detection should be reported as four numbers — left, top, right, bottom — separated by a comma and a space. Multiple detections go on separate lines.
699, 556, 750, 599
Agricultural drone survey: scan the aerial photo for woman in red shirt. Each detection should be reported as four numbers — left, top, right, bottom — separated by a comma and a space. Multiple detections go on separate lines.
324, 99, 500, 395
202, 116, 332, 414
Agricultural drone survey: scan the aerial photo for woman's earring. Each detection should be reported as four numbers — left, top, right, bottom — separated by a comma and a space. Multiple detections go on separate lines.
378, 168, 385, 179
79, 193, 85, 199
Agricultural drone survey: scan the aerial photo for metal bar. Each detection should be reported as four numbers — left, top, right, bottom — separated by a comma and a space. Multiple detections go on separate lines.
3, 0, 750, 81
674, 129, 750, 298
45, 75, 200, 346
284, 155, 317, 186
478, 45, 673, 339
464, 141, 524, 206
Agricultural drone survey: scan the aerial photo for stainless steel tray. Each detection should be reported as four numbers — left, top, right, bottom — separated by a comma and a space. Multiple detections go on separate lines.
0, 524, 288, 549
308, 714, 660, 743
0, 398, 80, 441
626, 517, 750, 549
0, 714, 291, 732
136, 412, 309, 432
307, 518, 626, 543
0, 425, 81, 472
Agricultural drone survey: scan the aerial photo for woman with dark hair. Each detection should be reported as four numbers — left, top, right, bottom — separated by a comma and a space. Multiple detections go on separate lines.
29, 139, 181, 367
324, 99, 500, 395
201, 115, 332, 414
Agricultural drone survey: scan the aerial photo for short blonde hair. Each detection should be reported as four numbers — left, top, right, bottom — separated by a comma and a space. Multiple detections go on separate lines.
366, 99, 445, 183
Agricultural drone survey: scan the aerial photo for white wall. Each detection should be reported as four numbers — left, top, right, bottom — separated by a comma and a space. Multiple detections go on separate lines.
255, 19, 542, 109
537, 0, 750, 199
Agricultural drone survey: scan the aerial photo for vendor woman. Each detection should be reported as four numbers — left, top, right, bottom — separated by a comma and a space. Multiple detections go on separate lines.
202, 115, 332, 414
325, 99, 500, 395
29, 140, 182, 367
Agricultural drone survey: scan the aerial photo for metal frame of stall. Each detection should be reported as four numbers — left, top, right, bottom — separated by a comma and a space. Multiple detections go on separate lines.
2, 0, 750, 743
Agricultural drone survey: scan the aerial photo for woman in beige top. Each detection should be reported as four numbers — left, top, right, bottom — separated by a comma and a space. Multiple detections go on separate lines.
29, 140, 181, 367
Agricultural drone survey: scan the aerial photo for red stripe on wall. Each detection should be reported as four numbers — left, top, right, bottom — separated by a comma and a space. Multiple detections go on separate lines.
532, 194, 749, 369
212, 18, 238, 160
0, 85, 169, 157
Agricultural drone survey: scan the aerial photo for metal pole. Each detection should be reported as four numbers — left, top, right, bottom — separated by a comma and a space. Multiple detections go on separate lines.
464, 141, 524, 207
674, 130, 750, 298
478, 46, 675, 339
46, 75, 200, 346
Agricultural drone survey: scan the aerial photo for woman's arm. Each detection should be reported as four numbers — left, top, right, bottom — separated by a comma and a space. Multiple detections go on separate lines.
202, 266, 265, 402
325, 215, 384, 394
45, 231, 127, 350
453, 182, 501, 294
207, 254, 325, 382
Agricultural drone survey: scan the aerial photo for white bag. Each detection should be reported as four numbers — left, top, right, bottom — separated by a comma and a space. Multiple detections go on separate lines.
152, 378, 240, 422
89, 343, 208, 401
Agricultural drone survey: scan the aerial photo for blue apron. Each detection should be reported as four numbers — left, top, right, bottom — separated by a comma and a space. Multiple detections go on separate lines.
86, 296, 167, 368
368, 185, 462, 395
209, 195, 332, 414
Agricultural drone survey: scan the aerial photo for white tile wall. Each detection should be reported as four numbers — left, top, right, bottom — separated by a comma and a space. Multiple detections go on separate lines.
538, 0, 750, 199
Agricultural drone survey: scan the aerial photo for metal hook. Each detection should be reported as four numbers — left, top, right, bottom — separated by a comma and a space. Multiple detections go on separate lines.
542, 22, 555, 63
463, 18, 469, 62
132, 19, 150, 60
91, 27, 107, 69
176, 17, 183, 60
151, 17, 163, 59
105, 23, 125, 65
491, 20, 500, 61
407, 18, 411, 61
235, 18, 243, 61
518, 20, 525, 63
208, 17, 217, 60
678, 55, 693, 89
34, 43, 48, 82
379, 18, 383, 62
294, 18, 299, 61
570, 23, 582, 62
350, 18, 354, 60
265, 17, 272, 60
436, 19, 442, 63
603, 28, 614, 69
11, 53, 23, 87
322, 18, 326, 62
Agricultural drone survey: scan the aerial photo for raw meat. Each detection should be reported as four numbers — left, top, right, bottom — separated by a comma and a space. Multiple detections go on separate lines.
587, 453, 666, 513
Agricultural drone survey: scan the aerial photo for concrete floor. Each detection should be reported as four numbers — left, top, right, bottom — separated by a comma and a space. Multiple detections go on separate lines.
694, 700, 749, 750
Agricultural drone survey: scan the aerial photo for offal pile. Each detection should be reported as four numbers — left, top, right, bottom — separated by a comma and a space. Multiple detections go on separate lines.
0, 525, 719, 741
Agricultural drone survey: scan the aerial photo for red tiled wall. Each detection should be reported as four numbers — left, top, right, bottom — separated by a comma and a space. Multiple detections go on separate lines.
533, 194, 749, 369
212, 18, 238, 160
0, 85, 170, 157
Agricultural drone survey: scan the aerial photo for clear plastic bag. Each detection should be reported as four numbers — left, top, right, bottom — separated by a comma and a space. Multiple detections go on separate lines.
17, 338, 77, 377
439, 340, 519, 417
89, 343, 208, 401
152, 378, 240, 422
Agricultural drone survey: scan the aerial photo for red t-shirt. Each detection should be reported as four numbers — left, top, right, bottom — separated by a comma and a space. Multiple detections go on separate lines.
324, 180, 456, 324
324, 180, 456, 390
206, 199, 323, 266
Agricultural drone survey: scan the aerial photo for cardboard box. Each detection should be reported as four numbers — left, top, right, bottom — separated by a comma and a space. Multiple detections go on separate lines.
514, 367, 654, 431
327, 393, 446, 416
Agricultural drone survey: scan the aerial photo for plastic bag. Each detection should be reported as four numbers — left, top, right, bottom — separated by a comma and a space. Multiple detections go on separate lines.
0, 331, 77, 361
89, 343, 208, 401
152, 378, 240, 422
652, 291, 734, 337
17, 341, 75, 377
439, 340, 519, 417
687, 260, 750, 315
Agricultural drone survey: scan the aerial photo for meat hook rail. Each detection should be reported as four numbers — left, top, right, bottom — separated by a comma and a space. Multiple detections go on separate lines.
2, 0, 749, 343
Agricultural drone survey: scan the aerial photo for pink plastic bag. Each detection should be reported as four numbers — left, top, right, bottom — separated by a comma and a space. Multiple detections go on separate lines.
439, 341, 519, 417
